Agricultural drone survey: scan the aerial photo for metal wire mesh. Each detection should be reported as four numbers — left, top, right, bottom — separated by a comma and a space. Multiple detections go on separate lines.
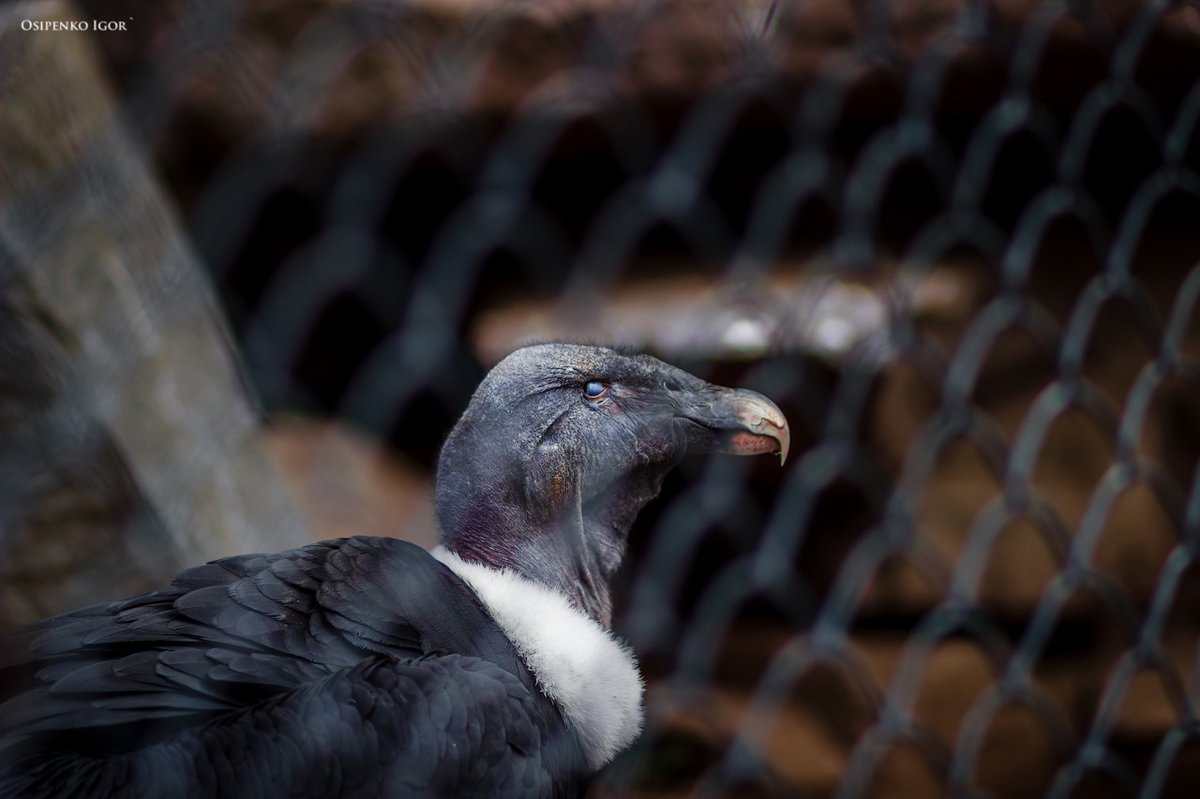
7, 0, 1200, 795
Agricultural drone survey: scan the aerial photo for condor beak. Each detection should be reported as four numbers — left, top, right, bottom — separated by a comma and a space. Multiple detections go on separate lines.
681, 387, 791, 465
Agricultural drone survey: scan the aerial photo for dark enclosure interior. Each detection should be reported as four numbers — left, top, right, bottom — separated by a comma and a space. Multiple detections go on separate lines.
4, 0, 1200, 796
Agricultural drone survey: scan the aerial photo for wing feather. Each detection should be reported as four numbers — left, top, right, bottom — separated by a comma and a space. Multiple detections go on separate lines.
0, 537, 587, 795
0, 538, 442, 749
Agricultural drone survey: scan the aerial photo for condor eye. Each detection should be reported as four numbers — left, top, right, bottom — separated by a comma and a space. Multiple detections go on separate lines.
584, 381, 608, 400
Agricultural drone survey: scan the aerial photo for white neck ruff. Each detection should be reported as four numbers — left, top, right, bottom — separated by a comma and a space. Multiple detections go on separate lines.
431, 546, 644, 770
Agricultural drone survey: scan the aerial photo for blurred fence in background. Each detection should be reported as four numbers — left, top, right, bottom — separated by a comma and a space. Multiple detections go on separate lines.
3, 0, 1200, 796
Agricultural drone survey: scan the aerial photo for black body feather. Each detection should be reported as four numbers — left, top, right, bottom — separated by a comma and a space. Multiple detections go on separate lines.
0, 538, 586, 797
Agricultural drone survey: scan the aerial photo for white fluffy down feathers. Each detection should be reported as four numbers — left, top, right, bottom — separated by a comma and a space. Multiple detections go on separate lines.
431, 546, 644, 770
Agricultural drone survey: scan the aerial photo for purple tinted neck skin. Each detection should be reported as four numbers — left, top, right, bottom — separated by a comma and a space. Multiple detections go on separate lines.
441, 462, 673, 628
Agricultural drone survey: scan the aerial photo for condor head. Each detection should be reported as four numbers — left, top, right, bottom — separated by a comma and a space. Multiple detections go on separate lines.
436, 343, 789, 626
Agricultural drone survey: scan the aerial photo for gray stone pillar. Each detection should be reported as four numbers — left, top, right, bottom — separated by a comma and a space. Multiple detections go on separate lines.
0, 0, 308, 623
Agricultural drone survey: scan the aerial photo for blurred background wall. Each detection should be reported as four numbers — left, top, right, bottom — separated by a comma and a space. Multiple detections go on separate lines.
2, 0, 1200, 796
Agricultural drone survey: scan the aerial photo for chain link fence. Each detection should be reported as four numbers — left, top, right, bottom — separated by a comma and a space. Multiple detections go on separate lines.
5, 0, 1200, 796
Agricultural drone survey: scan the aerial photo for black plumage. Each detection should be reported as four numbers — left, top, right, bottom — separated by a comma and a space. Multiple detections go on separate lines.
1, 538, 585, 797
0, 344, 788, 797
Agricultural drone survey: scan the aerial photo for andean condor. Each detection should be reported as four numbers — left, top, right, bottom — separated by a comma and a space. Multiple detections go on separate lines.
0, 343, 789, 797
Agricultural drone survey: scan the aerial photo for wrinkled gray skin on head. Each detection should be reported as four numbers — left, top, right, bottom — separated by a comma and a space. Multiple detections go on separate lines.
436, 343, 787, 627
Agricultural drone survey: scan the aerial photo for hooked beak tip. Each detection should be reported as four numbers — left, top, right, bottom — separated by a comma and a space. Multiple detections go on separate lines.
725, 390, 791, 466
